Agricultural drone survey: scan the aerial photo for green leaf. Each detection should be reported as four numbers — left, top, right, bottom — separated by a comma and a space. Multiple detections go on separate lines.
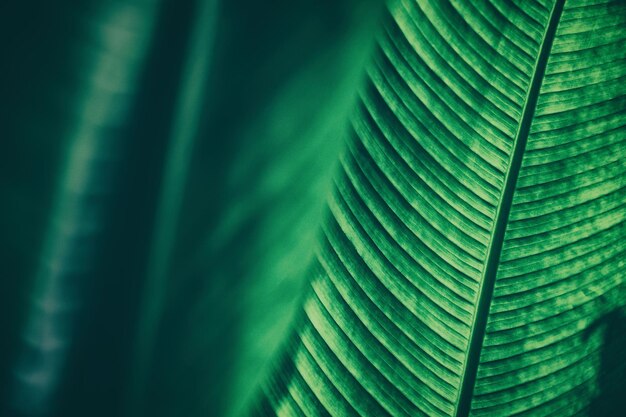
255, 0, 626, 416
2, 0, 384, 415
2, 0, 625, 416
125, 1, 385, 416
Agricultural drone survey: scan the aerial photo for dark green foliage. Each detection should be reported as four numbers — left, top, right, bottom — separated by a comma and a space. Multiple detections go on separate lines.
1, 1, 625, 417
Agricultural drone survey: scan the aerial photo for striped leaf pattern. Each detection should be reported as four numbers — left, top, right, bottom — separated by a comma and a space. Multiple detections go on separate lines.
473, 0, 626, 415
256, 0, 626, 416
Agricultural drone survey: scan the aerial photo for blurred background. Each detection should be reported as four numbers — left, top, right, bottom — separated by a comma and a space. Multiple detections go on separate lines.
0, 0, 382, 416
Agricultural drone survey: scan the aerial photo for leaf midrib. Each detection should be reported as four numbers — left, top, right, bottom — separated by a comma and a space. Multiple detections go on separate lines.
453, 1, 567, 415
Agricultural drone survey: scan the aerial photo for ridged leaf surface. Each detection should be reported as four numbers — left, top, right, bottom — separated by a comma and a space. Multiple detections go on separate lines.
257, 0, 626, 415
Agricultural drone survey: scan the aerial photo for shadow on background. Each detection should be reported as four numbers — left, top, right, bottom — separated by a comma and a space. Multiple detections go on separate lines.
584, 308, 626, 417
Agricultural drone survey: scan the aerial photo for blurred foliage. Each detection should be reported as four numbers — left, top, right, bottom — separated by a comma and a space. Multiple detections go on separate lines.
0, 0, 382, 416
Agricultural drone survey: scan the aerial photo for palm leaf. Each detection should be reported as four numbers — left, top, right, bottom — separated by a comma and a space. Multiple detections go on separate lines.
255, 0, 626, 416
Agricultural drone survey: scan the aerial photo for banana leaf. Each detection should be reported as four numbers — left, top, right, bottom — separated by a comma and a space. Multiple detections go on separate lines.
1, 0, 625, 416
254, 0, 626, 416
